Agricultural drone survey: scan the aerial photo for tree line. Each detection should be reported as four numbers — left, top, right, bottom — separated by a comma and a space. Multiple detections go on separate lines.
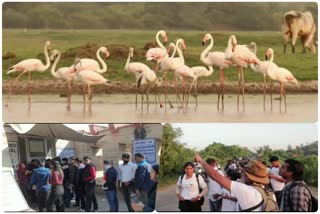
3, 2, 317, 30
159, 124, 318, 186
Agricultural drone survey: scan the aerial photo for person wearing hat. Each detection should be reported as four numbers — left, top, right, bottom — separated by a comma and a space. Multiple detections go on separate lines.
194, 153, 274, 211
268, 156, 286, 207
118, 153, 137, 212
103, 160, 119, 211
47, 160, 65, 211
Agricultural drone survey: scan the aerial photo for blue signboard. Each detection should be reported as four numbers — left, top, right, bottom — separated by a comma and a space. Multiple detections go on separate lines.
133, 139, 157, 165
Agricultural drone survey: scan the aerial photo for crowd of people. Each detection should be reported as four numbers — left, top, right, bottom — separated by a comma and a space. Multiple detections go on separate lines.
15, 153, 158, 212
176, 155, 316, 212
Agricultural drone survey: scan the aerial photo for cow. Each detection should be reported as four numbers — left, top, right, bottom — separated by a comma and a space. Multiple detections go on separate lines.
282, 11, 317, 54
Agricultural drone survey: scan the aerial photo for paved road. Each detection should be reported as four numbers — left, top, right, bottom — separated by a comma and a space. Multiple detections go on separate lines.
156, 184, 210, 212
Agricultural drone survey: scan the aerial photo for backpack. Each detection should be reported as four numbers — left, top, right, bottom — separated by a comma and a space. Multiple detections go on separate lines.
288, 182, 318, 212
241, 185, 279, 211
180, 173, 205, 205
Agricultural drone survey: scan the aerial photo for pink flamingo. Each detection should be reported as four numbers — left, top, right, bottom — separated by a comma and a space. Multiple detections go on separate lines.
145, 30, 169, 66
225, 35, 260, 112
73, 60, 111, 113
75, 46, 110, 73
250, 46, 279, 111
6, 41, 51, 111
50, 49, 76, 111
201, 33, 233, 111
266, 65, 299, 112
125, 47, 163, 109
173, 39, 198, 109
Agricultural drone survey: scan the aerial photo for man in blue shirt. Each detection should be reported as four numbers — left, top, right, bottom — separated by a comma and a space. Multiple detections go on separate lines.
30, 159, 51, 212
103, 160, 119, 211
134, 153, 152, 205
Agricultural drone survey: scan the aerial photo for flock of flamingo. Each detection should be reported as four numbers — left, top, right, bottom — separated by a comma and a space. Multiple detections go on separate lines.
5, 30, 299, 113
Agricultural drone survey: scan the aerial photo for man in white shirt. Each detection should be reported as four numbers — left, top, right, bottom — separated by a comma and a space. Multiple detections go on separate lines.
117, 153, 137, 212
268, 156, 286, 207
206, 158, 224, 211
194, 154, 279, 211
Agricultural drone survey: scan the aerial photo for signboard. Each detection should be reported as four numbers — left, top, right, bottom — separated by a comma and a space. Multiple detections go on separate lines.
8, 141, 19, 170
1, 171, 29, 211
133, 139, 157, 165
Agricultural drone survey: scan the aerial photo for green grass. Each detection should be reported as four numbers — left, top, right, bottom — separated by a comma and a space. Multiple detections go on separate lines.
158, 176, 178, 190
3, 29, 318, 82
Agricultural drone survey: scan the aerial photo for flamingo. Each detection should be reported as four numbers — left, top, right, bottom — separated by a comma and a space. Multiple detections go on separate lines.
73, 60, 111, 113
225, 35, 260, 112
173, 39, 198, 109
6, 40, 51, 111
49, 49, 76, 111
266, 63, 299, 112
75, 46, 110, 73
145, 30, 168, 62
136, 69, 165, 111
201, 33, 233, 111
125, 47, 162, 109
250, 46, 279, 111
158, 40, 186, 108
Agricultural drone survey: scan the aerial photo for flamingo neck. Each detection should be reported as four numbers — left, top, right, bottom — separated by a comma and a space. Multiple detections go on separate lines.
200, 35, 213, 65
42, 44, 51, 71
170, 45, 176, 58
124, 50, 131, 72
96, 48, 107, 73
156, 32, 166, 51
51, 52, 61, 78
269, 53, 274, 63
176, 40, 185, 65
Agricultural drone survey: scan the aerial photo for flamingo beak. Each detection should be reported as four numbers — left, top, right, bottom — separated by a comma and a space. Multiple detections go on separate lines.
265, 55, 268, 60
105, 51, 110, 58
202, 40, 205, 46
164, 36, 168, 44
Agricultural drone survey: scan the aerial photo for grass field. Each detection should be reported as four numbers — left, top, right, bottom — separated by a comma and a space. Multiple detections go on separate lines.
2, 29, 318, 83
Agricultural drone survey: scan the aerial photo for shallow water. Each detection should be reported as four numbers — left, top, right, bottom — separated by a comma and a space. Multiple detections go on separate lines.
2, 94, 317, 123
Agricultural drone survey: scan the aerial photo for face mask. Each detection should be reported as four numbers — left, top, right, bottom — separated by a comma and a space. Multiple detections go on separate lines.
105, 165, 112, 170
123, 161, 129, 164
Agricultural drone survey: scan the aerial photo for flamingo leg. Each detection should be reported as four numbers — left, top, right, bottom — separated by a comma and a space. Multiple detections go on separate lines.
221, 69, 225, 111
175, 74, 183, 108
88, 85, 92, 113
27, 71, 32, 111
141, 87, 144, 112
279, 82, 283, 112
283, 85, 287, 112
194, 79, 198, 110
135, 85, 138, 109
82, 84, 86, 112
154, 86, 157, 108
241, 67, 245, 112
68, 81, 72, 111
146, 86, 150, 112
217, 69, 221, 111
270, 79, 273, 111
187, 79, 195, 109
6, 71, 27, 108
164, 73, 167, 109
263, 74, 266, 111
237, 67, 241, 112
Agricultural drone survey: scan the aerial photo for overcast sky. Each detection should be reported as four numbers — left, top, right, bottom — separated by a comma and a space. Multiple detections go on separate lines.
172, 123, 318, 151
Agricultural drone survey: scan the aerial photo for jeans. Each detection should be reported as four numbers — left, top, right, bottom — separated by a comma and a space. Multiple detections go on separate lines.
179, 200, 202, 212
105, 190, 119, 212
209, 198, 222, 212
63, 187, 73, 208
37, 190, 50, 212
143, 184, 157, 212
47, 185, 64, 212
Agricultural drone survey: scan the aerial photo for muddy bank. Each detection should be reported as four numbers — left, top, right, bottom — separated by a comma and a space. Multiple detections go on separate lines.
2, 80, 318, 95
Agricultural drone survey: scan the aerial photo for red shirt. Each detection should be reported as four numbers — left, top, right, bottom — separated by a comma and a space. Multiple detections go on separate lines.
50, 171, 64, 186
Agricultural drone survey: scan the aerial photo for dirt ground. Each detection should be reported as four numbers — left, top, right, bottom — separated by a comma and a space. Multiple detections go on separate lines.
2, 80, 318, 95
